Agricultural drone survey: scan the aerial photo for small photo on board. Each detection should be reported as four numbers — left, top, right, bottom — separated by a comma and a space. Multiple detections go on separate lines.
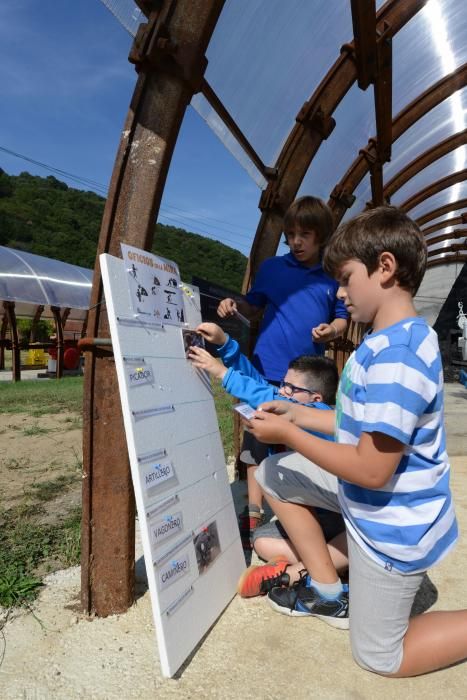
193, 521, 221, 575
182, 329, 205, 358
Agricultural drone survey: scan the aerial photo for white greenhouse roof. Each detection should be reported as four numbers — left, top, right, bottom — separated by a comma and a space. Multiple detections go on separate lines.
0, 246, 92, 320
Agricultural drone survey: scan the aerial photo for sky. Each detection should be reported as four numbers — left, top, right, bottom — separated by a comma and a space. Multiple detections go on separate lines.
0, 0, 270, 258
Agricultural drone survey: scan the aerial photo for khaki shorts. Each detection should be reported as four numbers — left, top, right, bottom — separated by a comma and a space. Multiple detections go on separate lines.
255, 451, 425, 674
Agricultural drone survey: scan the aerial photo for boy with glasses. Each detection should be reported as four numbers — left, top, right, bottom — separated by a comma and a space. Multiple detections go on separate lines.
188, 321, 346, 558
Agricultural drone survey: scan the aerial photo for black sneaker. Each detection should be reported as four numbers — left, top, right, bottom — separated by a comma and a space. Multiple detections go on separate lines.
268, 571, 349, 629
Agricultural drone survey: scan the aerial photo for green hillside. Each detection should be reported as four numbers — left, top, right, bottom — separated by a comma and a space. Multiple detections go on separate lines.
0, 169, 247, 292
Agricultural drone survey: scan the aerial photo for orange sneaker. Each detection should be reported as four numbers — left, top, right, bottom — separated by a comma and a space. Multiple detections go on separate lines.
237, 557, 290, 598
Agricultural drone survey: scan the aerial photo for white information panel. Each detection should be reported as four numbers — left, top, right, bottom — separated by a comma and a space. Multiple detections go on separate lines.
100, 249, 245, 678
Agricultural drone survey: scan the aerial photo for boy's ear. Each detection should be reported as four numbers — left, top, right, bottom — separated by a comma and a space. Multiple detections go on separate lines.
379, 251, 397, 283
310, 391, 324, 403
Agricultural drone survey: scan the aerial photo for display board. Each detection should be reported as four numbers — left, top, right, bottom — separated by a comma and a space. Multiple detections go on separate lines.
100, 248, 245, 678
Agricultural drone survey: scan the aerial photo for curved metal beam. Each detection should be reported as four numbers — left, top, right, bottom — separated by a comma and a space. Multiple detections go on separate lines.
384, 129, 467, 200
330, 62, 467, 223
428, 241, 466, 257
425, 229, 467, 247
82, 0, 225, 617
416, 199, 467, 226
243, 0, 425, 288
421, 214, 467, 236
427, 253, 467, 269
400, 169, 467, 212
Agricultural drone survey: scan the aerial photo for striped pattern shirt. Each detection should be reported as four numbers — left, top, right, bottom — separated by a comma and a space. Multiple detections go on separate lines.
335, 317, 458, 573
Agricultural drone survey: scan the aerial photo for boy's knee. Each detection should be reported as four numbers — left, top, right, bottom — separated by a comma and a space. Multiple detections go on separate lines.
350, 636, 402, 676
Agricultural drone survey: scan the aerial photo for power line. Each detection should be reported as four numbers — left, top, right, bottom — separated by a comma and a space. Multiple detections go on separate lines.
158, 212, 249, 253
1, 145, 254, 249
158, 208, 252, 245
0, 146, 108, 195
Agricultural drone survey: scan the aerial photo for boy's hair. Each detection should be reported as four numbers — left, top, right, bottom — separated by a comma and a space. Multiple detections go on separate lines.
288, 355, 339, 405
323, 206, 427, 295
283, 196, 334, 248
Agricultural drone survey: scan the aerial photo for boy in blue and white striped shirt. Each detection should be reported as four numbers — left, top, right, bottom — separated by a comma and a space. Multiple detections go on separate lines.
241, 206, 467, 677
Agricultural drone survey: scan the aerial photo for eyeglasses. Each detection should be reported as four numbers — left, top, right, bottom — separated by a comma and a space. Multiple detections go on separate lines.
279, 381, 316, 397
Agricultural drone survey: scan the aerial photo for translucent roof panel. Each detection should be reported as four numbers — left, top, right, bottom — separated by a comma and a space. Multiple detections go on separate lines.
391, 146, 467, 206
0, 246, 92, 314
101, 1, 392, 189
199, 0, 354, 168
385, 87, 467, 184
99, 0, 143, 36
351, 88, 467, 215
408, 182, 467, 221
298, 83, 375, 202
393, 1, 467, 117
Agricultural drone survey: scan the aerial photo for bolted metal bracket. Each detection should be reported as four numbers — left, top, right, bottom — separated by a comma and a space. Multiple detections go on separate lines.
129, 10, 207, 94
329, 186, 356, 210
258, 180, 284, 214
296, 103, 336, 139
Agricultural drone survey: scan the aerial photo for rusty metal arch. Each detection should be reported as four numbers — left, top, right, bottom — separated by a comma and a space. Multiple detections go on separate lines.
425, 229, 467, 247
82, 0, 225, 616
399, 169, 467, 212
384, 129, 467, 200
416, 198, 467, 227
428, 241, 467, 258
422, 214, 467, 236
427, 253, 467, 269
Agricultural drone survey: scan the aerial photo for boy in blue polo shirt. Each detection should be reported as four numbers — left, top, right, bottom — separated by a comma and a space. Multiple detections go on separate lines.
244, 206, 466, 677
217, 196, 348, 544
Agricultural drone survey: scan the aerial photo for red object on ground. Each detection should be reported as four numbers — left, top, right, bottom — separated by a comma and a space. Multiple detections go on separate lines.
63, 346, 80, 370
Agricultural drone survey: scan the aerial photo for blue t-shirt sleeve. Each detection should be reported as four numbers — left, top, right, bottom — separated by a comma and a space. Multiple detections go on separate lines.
245, 260, 270, 308
222, 368, 277, 408
217, 336, 267, 384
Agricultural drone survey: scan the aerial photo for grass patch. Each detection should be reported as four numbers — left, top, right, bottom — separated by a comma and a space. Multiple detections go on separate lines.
22, 423, 52, 437
212, 377, 235, 458
62, 415, 83, 430
0, 503, 81, 607
2, 457, 32, 471
29, 473, 79, 502
57, 507, 81, 567
0, 376, 83, 415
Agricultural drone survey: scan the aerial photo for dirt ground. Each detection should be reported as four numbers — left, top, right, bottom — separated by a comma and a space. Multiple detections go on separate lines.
1, 385, 467, 699
0, 412, 82, 517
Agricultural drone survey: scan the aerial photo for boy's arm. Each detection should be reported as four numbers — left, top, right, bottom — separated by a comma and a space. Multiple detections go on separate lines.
259, 399, 335, 434
312, 317, 348, 344
188, 345, 276, 408
216, 335, 268, 385
247, 413, 404, 489
188, 346, 226, 380
218, 259, 270, 321
223, 370, 277, 409
217, 296, 263, 321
